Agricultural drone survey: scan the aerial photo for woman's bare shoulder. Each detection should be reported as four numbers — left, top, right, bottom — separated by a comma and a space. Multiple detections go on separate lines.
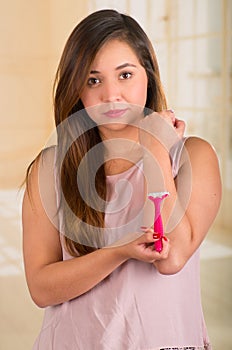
178, 136, 221, 179
184, 136, 217, 155
25, 145, 57, 211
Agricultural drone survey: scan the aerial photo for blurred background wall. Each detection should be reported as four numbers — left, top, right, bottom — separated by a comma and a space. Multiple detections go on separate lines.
1, 0, 231, 231
0, 1, 88, 187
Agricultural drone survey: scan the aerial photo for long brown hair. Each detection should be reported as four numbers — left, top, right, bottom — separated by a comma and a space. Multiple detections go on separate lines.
27, 9, 167, 257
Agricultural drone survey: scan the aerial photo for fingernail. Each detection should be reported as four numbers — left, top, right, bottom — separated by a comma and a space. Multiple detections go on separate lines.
169, 109, 175, 113
162, 235, 168, 241
153, 233, 161, 239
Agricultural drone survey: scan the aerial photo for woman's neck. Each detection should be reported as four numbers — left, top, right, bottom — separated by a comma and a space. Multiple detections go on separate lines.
104, 139, 143, 176
98, 124, 139, 142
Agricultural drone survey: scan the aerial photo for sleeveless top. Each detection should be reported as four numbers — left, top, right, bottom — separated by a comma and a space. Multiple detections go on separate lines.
32, 139, 211, 350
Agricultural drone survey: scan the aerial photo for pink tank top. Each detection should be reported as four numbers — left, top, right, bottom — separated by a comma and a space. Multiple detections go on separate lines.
33, 140, 211, 350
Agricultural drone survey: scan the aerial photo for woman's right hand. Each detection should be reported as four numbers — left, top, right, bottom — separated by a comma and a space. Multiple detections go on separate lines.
118, 230, 170, 264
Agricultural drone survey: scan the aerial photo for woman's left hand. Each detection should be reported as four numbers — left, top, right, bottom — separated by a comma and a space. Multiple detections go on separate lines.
138, 109, 186, 153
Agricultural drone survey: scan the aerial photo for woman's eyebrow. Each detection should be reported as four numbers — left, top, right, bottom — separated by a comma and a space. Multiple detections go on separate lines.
90, 63, 137, 74
115, 62, 137, 70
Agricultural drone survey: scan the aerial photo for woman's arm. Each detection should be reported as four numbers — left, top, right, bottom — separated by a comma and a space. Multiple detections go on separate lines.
22, 149, 130, 307
140, 113, 222, 274
23, 148, 170, 308
155, 136, 221, 274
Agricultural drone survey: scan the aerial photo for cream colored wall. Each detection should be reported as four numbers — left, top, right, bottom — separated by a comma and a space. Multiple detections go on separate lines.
0, 1, 88, 188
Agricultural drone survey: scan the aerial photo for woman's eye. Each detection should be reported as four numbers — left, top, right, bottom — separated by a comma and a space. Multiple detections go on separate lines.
87, 77, 100, 86
120, 72, 132, 80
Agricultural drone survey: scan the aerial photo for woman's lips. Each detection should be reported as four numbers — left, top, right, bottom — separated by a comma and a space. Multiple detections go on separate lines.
103, 108, 128, 118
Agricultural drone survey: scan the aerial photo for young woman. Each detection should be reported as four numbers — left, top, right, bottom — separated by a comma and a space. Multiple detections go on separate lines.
22, 9, 221, 350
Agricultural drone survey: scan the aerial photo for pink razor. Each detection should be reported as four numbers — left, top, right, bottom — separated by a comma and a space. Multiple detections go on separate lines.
148, 191, 169, 252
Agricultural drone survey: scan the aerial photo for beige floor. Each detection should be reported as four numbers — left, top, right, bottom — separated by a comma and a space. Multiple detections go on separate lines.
0, 189, 231, 350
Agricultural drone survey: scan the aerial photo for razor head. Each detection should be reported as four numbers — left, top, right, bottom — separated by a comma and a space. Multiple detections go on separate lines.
148, 191, 169, 200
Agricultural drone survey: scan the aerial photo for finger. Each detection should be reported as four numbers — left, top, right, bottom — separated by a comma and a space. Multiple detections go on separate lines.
153, 233, 161, 240
174, 119, 186, 138
141, 229, 162, 242
160, 109, 175, 116
137, 232, 156, 243
174, 118, 185, 129
140, 226, 153, 233
157, 240, 169, 258
162, 238, 170, 250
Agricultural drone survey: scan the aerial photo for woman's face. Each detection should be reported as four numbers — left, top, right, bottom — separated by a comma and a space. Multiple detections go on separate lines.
80, 39, 148, 138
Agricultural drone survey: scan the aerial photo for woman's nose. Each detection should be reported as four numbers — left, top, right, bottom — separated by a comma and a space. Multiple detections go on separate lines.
101, 81, 121, 102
